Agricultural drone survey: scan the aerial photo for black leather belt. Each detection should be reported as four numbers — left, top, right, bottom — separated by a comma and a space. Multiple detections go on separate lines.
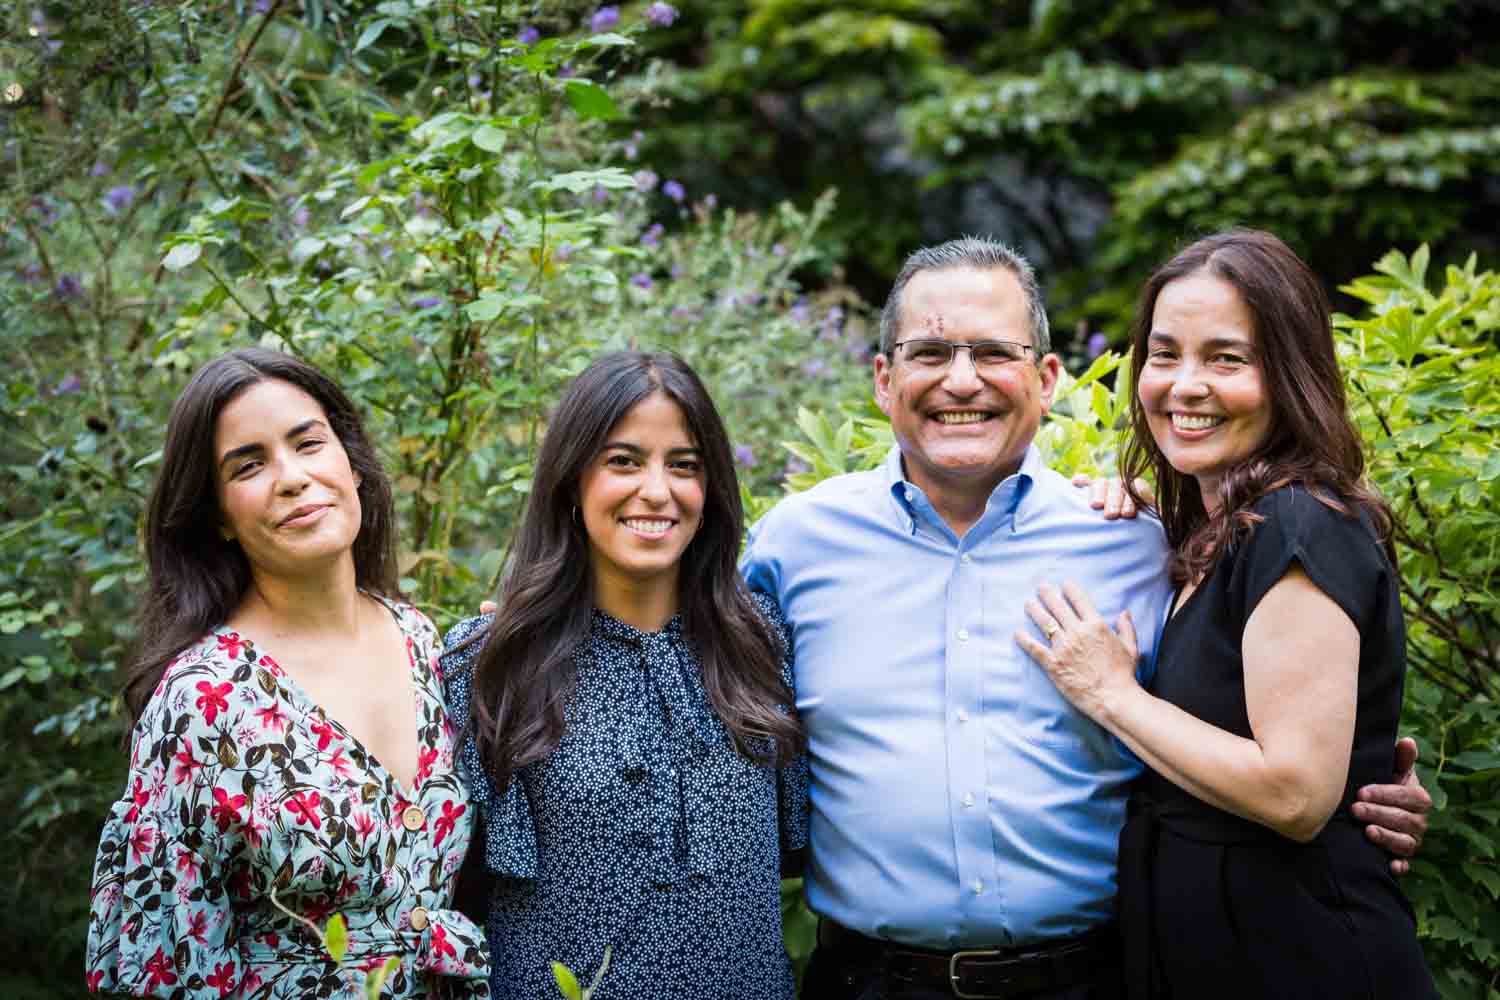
818, 919, 1120, 998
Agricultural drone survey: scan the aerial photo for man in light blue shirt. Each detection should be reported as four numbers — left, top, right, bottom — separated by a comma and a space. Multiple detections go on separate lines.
741, 238, 1428, 999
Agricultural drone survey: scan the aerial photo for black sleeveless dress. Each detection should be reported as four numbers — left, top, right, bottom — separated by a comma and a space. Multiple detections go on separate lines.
1119, 486, 1435, 1000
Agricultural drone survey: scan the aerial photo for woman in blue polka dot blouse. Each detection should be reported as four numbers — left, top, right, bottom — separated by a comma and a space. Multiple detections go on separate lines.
442, 351, 809, 1000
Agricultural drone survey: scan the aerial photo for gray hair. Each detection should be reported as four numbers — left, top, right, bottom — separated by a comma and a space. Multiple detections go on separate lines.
878, 237, 1051, 358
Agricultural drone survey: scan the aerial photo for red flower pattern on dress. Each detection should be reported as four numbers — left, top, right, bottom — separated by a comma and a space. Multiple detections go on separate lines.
143, 946, 178, 990
431, 922, 458, 962
122, 776, 150, 823
85, 603, 489, 999
255, 701, 288, 733
210, 787, 247, 833
206, 960, 237, 996
284, 790, 323, 828
310, 715, 339, 751
127, 824, 155, 863
195, 680, 232, 724
172, 747, 203, 785
416, 745, 440, 785
433, 800, 466, 847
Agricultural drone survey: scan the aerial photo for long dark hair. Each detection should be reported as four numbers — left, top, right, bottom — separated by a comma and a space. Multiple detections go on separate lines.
123, 348, 398, 722
1121, 228, 1394, 584
471, 351, 802, 791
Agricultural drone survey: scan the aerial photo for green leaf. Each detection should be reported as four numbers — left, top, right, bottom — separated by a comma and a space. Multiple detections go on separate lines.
325, 913, 348, 963
354, 18, 393, 52
0, 667, 25, 690
564, 80, 619, 121
364, 956, 400, 1000
465, 296, 504, 322
161, 242, 202, 272
472, 125, 508, 153
551, 961, 582, 1000
90, 574, 119, 596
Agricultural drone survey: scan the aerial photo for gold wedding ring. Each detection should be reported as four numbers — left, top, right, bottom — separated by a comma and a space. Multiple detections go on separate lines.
1043, 622, 1060, 639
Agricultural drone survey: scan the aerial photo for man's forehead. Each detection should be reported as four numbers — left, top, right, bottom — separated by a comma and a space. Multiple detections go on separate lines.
901, 266, 1026, 328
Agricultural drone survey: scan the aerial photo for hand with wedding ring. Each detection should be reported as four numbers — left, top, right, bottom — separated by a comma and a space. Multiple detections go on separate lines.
1015, 581, 1141, 725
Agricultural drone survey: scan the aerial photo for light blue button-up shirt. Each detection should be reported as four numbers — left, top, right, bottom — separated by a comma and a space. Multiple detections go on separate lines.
742, 444, 1172, 949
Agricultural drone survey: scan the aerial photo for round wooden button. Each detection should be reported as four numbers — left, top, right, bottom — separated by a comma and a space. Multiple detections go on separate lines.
401, 805, 425, 831
409, 906, 429, 931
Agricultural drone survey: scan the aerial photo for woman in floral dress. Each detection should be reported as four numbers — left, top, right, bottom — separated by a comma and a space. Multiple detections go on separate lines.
86, 349, 489, 999
444, 352, 808, 1000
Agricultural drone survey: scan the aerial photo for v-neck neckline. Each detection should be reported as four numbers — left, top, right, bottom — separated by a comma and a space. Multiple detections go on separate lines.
224, 594, 429, 802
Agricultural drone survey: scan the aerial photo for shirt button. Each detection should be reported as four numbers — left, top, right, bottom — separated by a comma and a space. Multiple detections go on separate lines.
961, 554, 972, 565
904, 488, 913, 501
402, 805, 426, 831
956, 709, 970, 723
963, 793, 976, 808
409, 906, 429, 931
972, 879, 984, 895
957, 628, 970, 642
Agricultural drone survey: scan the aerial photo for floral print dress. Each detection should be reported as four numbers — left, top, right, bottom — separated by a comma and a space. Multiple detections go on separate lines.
86, 597, 490, 999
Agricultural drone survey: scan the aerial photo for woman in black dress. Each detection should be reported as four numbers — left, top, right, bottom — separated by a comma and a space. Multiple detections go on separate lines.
1016, 229, 1435, 999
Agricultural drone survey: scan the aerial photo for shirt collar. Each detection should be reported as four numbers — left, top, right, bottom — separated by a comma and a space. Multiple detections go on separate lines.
884, 443, 1042, 534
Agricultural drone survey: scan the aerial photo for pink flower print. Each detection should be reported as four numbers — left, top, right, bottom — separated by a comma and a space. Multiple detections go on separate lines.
254, 701, 287, 733
351, 809, 377, 841
310, 716, 339, 751
195, 681, 232, 724
327, 747, 353, 781
243, 807, 269, 849
259, 653, 283, 676
284, 790, 323, 828
143, 946, 178, 990
185, 908, 209, 944
206, 961, 237, 997
128, 824, 155, 864
239, 968, 263, 994
123, 776, 150, 823
216, 632, 249, 660
431, 923, 457, 962
171, 748, 203, 785
415, 745, 439, 785
175, 847, 201, 883
433, 800, 466, 847
86, 969, 105, 992
210, 788, 247, 833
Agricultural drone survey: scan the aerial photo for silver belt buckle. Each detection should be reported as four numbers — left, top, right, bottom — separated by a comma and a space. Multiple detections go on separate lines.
949, 948, 1008, 999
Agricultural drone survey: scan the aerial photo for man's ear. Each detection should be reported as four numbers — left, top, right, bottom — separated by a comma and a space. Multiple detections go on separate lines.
1036, 354, 1062, 416
873, 353, 895, 418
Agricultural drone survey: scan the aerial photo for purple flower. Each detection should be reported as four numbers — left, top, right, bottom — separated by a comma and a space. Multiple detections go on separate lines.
590, 6, 620, 32
800, 359, 829, 379
413, 296, 442, 309
703, 193, 718, 210
783, 457, 811, 479
630, 272, 653, 290
662, 179, 686, 202
820, 306, 846, 339
20, 262, 42, 283
104, 185, 137, 215
670, 264, 684, 280
53, 374, 82, 395
590, 186, 611, 204
733, 444, 757, 468
556, 62, 575, 79
53, 273, 83, 301
646, 3, 679, 27
772, 242, 787, 257
89, 161, 111, 178
790, 298, 810, 323
634, 170, 659, 193
556, 243, 575, 261
640, 223, 664, 248
253, 0, 273, 12
517, 25, 540, 45
1086, 332, 1109, 359
624, 142, 638, 160
291, 206, 310, 228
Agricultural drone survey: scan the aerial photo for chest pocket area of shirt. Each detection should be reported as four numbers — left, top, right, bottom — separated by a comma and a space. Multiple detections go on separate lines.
998, 643, 1110, 754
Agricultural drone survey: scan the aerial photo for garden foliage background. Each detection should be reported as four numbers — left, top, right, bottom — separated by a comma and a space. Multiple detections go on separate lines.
2, 2, 1498, 997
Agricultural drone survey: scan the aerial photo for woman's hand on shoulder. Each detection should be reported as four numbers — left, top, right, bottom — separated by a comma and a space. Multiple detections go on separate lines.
1015, 581, 1141, 724
1071, 473, 1152, 520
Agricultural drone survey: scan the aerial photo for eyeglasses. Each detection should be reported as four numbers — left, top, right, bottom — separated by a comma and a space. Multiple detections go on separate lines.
891, 339, 1036, 369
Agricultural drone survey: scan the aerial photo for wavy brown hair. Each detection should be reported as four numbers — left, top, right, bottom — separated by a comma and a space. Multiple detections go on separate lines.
123, 348, 397, 723
469, 351, 803, 792
1120, 229, 1394, 584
